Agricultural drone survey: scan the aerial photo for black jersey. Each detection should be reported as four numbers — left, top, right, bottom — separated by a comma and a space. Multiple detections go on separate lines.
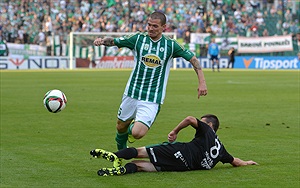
184, 119, 234, 170
146, 119, 234, 171
229, 49, 235, 61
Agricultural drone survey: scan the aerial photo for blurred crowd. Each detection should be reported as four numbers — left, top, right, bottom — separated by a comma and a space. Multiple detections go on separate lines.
0, 0, 299, 46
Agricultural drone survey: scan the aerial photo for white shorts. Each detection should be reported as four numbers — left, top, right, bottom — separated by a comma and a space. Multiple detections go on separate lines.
117, 95, 160, 128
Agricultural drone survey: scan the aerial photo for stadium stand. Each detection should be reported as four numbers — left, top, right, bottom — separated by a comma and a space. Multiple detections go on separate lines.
0, 0, 299, 56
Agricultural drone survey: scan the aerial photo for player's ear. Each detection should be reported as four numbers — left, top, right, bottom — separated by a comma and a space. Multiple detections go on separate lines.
208, 123, 214, 130
203, 120, 214, 130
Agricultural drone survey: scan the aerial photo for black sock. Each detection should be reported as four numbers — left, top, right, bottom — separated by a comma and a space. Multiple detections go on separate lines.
124, 163, 138, 174
114, 147, 138, 160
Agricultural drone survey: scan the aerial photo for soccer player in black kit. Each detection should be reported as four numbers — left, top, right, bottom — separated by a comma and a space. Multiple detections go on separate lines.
90, 114, 258, 176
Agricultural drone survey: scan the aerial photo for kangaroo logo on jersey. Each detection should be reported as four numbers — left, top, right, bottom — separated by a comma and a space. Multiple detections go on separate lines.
141, 54, 162, 68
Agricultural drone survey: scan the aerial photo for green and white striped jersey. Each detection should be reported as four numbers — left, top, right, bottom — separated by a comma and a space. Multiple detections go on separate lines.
114, 32, 194, 104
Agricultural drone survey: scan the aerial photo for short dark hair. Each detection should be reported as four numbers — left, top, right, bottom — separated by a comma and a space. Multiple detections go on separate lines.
201, 114, 220, 132
149, 11, 166, 25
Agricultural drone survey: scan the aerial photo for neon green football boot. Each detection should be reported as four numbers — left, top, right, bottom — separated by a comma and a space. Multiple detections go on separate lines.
97, 167, 126, 176
90, 149, 122, 168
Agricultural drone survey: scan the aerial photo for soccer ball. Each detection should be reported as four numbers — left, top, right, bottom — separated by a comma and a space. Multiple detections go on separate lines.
43, 89, 67, 113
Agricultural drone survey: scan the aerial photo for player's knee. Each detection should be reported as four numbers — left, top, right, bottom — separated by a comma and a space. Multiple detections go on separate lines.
131, 126, 148, 139
131, 131, 145, 139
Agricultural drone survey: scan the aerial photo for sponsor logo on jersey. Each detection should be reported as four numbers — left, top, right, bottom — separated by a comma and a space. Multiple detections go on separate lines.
141, 54, 162, 68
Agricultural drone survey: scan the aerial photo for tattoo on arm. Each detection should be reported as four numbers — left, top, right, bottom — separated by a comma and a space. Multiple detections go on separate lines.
190, 57, 202, 73
102, 37, 115, 46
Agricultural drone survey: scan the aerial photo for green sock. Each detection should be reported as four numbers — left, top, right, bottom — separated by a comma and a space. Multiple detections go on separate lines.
115, 132, 128, 150
128, 122, 134, 135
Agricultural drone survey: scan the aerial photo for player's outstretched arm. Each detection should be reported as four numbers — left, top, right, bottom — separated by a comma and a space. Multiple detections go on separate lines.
93, 37, 115, 46
189, 56, 207, 98
231, 157, 258, 167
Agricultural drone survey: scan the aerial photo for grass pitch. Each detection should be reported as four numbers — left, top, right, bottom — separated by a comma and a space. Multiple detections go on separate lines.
0, 69, 299, 188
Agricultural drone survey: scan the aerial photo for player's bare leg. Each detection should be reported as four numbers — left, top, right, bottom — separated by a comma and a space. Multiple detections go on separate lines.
131, 160, 157, 172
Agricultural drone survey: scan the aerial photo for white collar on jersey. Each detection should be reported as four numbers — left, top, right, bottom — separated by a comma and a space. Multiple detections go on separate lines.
149, 35, 162, 42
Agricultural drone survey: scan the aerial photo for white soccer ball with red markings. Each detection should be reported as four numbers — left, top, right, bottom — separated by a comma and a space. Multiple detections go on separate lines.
43, 89, 67, 113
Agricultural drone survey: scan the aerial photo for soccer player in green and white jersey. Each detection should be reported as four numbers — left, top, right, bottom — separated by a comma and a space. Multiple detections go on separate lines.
94, 11, 207, 150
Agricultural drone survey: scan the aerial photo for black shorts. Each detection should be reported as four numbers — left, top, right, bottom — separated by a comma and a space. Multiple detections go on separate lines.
210, 55, 219, 61
146, 142, 191, 172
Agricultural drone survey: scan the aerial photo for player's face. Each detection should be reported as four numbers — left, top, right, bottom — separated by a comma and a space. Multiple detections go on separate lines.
147, 18, 166, 41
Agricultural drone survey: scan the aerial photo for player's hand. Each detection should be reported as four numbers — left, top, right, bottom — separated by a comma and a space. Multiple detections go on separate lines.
198, 83, 207, 98
93, 38, 103, 46
168, 130, 177, 143
246, 160, 258, 165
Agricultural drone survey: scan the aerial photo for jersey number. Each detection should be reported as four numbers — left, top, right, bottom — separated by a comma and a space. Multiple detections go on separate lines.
210, 138, 221, 159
